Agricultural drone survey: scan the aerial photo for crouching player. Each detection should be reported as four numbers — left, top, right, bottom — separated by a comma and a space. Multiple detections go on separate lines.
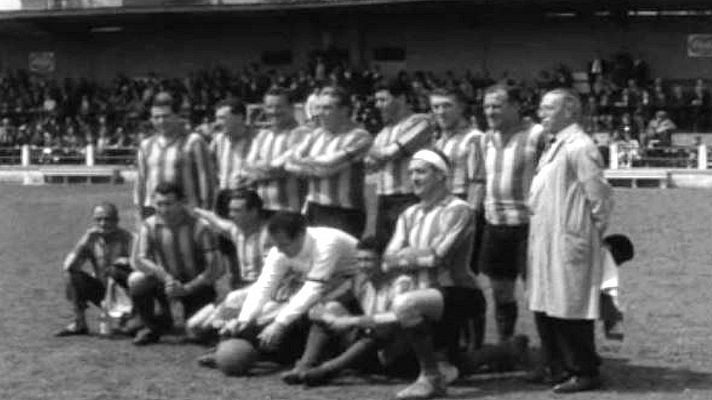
186, 189, 271, 343
55, 202, 134, 337
281, 236, 418, 385
198, 212, 360, 376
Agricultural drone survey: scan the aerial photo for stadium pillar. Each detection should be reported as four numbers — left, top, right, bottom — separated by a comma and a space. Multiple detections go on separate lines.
86, 144, 95, 167
21, 145, 30, 167
698, 144, 708, 170
609, 142, 619, 169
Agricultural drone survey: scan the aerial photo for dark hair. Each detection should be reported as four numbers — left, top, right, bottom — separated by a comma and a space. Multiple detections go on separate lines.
319, 86, 353, 111
264, 87, 292, 104
151, 91, 179, 113
357, 236, 386, 256
430, 87, 467, 104
374, 78, 410, 98
484, 84, 524, 105
93, 202, 119, 220
215, 188, 263, 217
215, 97, 246, 117
267, 211, 308, 239
604, 234, 634, 265
154, 182, 184, 200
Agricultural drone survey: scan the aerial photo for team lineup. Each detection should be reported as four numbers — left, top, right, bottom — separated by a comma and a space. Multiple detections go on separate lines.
56, 82, 634, 399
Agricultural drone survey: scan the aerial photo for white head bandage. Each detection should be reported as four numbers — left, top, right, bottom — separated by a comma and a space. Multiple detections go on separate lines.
412, 149, 451, 175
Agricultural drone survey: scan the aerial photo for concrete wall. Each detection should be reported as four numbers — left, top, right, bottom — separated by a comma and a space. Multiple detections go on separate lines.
0, 11, 711, 81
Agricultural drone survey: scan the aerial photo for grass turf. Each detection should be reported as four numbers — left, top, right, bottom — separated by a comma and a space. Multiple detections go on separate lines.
1, 185, 711, 399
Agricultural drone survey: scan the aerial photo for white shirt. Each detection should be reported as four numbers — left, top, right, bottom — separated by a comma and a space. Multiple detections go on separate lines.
238, 227, 358, 325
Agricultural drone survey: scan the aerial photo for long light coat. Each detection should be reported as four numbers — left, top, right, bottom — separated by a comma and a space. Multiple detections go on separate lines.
527, 123, 613, 320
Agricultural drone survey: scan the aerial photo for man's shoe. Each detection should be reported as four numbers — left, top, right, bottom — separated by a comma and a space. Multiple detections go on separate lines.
197, 352, 218, 369
553, 375, 601, 393
55, 322, 89, 337
437, 361, 459, 384
524, 366, 567, 385
395, 374, 447, 400
133, 328, 161, 346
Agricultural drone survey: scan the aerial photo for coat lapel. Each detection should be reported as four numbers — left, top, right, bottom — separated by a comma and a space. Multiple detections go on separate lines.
536, 124, 579, 171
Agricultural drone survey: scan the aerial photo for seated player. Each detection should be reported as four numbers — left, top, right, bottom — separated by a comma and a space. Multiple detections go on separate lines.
281, 236, 418, 386
198, 212, 360, 375
55, 202, 134, 336
129, 182, 223, 345
186, 189, 271, 342
600, 234, 634, 341
382, 148, 487, 399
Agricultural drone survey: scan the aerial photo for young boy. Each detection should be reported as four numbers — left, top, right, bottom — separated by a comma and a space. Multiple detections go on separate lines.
600, 234, 634, 341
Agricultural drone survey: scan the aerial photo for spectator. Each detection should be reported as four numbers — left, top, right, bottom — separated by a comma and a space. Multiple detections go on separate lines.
644, 110, 676, 148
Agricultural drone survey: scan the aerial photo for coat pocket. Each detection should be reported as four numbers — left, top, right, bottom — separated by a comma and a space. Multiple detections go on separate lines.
564, 231, 592, 267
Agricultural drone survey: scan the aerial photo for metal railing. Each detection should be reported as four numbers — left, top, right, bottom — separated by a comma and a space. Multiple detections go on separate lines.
0, 145, 136, 166
608, 142, 706, 170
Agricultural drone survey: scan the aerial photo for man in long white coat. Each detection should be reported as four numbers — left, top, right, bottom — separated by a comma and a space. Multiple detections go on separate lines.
527, 89, 614, 394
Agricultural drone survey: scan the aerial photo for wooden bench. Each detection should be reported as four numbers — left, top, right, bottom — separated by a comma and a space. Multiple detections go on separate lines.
42, 167, 122, 184
604, 169, 670, 188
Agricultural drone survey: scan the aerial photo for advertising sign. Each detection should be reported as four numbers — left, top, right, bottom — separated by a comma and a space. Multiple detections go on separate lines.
687, 34, 712, 57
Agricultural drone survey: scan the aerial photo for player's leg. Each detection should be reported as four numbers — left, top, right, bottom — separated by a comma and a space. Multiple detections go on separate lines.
127, 271, 166, 345
56, 270, 105, 336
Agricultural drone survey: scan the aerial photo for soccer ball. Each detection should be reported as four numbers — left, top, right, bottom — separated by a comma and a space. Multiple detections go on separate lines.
215, 338, 259, 376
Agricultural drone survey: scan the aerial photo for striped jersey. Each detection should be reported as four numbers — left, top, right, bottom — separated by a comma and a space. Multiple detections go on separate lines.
433, 121, 485, 195
386, 195, 478, 290
226, 223, 271, 283
373, 113, 433, 196
137, 212, 220, 283
480, 123, 546, 225
293, 125, 373, 210
64, 227, 134, 283
245, 123, 311, 212
134, 132, 215, 209
210, 131, 253, 190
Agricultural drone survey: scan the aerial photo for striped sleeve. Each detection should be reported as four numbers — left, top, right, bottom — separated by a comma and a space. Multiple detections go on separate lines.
430, 204, 474, 260
63, 231, 93, 272
133, 140, 149, 208
385, 208, 410, 256
193, 221, 222, 283
238, 248, 288, 323
311, 128, 373, 176
392, 114, 432, 158
188, 135, 216, 209
467, 135, 486, 183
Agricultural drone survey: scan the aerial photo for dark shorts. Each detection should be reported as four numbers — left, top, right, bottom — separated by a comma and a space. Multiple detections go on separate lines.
479, 223, 529, 280
434, 286, 487, 352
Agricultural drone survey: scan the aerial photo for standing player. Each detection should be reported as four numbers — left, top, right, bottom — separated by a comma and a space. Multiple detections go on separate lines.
242, 88, 311, 215
134, 92, 215, 218
210, 97, 253, 190
130, 182, 223, 345
55, 203, 134, 336
286, 86, 372, 238
477, 84, 546, 342
368, 80, 432, 242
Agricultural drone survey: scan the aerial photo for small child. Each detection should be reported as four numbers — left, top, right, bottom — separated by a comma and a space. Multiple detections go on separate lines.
600, 234, 635, 341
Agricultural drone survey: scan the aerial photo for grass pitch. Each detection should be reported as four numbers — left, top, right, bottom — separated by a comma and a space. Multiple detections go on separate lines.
1, 185, 711, 400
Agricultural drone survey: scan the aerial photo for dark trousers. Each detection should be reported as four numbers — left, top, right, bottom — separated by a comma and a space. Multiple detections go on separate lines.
305, 202, 365, 239
65, 264, 131, 310
534, 312, 600, 377
435, 286, 487, 358
375, 194, 419, 243
131, 275, 216, 334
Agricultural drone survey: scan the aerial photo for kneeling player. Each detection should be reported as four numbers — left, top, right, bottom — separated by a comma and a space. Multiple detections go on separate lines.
55, 202, 134, 337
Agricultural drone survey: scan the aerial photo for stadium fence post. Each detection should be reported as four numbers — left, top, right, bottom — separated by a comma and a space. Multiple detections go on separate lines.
698, 143, 708, 170
21, 145, 30, 167
86, 144, 95, 167
609, 142, 619, 170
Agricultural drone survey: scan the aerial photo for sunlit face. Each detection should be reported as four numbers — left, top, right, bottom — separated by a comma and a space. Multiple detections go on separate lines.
356, 249, 381, 278
92, 206, 118, 234
408, 159, 445, 198
430, 94, 463, 131
538, 92, 568, 134
483, 90, 519, 132
374, 90, 399, 124
263, 94, 292, 128
154, 192, 183, 222
270, 230, 305, 258
214, 106, 243, 139
150, 105, 180, 137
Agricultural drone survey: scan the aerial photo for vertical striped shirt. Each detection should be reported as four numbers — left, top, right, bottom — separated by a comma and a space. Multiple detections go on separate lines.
134, 132, 215, 209
64, 227, 134, 283
246, 123, 311, 212
137, 212, 220, 283
226, 223, 271, 283
481, 123, 546, 225
210, 131, 253, 190
433, 121, 484, 196
293, 126, 373, 210
373, 113, 433, 196
386, 195, 478, 290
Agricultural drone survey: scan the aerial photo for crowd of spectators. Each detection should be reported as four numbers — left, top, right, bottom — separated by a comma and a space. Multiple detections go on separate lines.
0, 52, 710, 160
